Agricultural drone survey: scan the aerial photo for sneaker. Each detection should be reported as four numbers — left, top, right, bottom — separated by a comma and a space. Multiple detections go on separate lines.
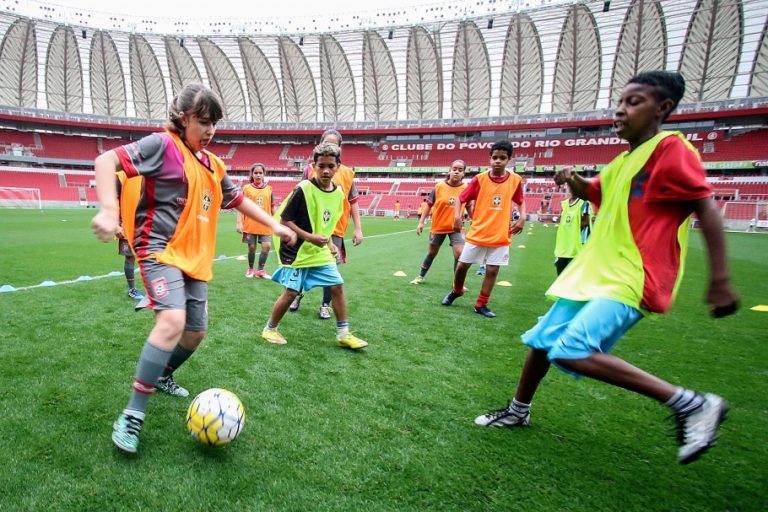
245, 268, 255, 278
441, 291, 463, 306
289, 293, 304, 312
474, 305, 497, 318
675, 393, 729, 464
127, 288, 144, 300
474, 404, 531, 427
476, 266, 486, 276
112, 413, 143, 453
338, 333, 368, 350
319, 304, 332, 320
410, 276, 425, 285
156, 375, 189, 397
254, 269, 271, 279
262, 326, 287, 345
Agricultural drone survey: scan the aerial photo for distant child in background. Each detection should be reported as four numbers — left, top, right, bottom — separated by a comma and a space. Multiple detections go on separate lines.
393, 200, 401, 220
442, 141, 525, 318
262, 142, 368, 350
92, 83, 296, 454
474, 71, 739, 465
289, 129, 363, 319
411, 160, 471, 284
238, 163, 274, 279
554, 192, 593, 275
116, 171, 143, 300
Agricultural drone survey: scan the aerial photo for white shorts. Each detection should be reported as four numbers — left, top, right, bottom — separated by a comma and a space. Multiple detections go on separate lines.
458, 241, 510, 266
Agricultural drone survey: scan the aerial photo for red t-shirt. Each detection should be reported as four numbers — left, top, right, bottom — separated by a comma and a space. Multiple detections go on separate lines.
585, 136, 712, 313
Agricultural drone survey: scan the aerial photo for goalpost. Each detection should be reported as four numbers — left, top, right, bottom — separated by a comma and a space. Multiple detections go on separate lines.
0, 187, 42, 209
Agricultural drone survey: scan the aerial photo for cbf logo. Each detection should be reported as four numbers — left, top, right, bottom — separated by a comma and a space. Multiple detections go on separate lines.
565, 214, 572, 224
202, 190, 212, 211
322, 209, 331, 225
492, 195, 502, 207
448, 197, 456, 206
256, 196, 264, 207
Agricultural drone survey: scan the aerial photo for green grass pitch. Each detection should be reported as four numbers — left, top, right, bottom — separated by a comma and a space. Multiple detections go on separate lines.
0, 208, 766, 511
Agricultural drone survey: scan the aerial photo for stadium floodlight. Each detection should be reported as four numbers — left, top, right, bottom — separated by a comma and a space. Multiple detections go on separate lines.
0, 187, 42, 209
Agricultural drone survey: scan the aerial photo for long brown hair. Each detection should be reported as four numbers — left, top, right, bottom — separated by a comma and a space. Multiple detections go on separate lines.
164, 83, 224, 136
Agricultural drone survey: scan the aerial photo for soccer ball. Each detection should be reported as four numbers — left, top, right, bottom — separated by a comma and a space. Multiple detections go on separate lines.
186, 388, 246, 446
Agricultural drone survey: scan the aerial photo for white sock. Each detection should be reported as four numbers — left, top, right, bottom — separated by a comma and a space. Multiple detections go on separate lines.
510, 398, 530, 414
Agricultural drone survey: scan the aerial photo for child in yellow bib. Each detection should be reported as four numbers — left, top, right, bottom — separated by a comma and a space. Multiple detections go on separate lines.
473, 71, 739, 465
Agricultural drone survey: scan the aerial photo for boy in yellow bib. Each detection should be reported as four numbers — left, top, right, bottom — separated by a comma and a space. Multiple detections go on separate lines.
474, 72, 739, 465
553, 193, 592, 275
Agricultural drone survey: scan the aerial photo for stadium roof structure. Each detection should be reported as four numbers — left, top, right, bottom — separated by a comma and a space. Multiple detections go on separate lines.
0, 0, 766, 126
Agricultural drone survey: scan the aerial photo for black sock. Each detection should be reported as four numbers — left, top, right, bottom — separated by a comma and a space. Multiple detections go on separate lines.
420, 254, 434, 278
248, 252, 255, 269
124, 260, 135, 289
258, 252, 268, 270
161, 343, 196, 378
322, 286, 332, 306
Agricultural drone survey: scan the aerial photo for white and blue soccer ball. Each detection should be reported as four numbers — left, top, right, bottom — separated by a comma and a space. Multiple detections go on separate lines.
186, 388, 245, 446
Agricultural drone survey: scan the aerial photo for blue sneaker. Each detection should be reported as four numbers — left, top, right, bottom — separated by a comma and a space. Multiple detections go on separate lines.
127, 288, 144, 300
112, 413, 143, 453
476, 266, 486, 276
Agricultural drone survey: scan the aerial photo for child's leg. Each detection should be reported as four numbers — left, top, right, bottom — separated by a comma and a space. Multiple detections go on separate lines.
452, 261, 471, 292
258, 240, 270, 270
329, 284, 346, 321
269, 288, 299, 326
476, 264, 500, 308
419, 242, 441, 278
124, 255, 136, 289
247, 242, 257, 269
555, 354, 676, 402
515, 348, 552, 404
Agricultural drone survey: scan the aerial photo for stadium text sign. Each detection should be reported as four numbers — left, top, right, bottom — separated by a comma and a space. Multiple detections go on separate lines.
382, 132, 717, 152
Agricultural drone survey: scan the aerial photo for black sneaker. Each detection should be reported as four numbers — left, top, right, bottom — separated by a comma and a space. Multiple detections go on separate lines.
674, 393, 728, 464
441, 291, 462, 306
474, 405, 530, 427
474, 305, 497, 318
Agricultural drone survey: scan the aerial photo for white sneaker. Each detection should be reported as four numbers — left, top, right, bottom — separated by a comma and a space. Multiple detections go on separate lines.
474, 403, 530, 427
675, 393, 728, 464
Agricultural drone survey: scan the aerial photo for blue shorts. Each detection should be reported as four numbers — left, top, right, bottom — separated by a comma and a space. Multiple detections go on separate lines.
271, 264, 344, 292
522, 298, 643, 378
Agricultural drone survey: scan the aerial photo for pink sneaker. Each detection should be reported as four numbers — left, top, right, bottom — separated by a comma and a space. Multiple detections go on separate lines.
255, 270, 271, 279
245, 268, 255, 278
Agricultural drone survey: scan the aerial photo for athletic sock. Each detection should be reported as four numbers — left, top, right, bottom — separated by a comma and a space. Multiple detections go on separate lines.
665, 387, 705, 414
266, 321, 279, 330
124, 260, 135, 289
322, 286, 332, 305
476, 292, 490, 308
336, 320, 350, 338
248, 251, 255, 269
258, 252, 268, 271
161, 343, 195, 378
126, 341, 173, 414
419, 255, 434, 278
509, 398, 530, 415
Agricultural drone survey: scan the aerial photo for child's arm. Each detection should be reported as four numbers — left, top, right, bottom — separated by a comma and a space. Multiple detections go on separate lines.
692, 196, 739, 317
236, 198, 297, 246
510, 200, 526, 234
236, 210, 244, 233
91, 151, 123, 242
416, 203, 432, 236
554, 166, 593, 201
283, 220, 328, 248
350, 202, 363, 246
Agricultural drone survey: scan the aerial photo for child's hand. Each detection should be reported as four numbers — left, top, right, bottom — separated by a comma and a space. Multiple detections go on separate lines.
275, 225, 297, 246
707, 280, 739, 318
416, 223, 424, 236
91, 210, 120, 242
353, 228, 363, 246
509, 218, 525, 235
308, 234, 329, 247
328, 241, 339, 258
236, 223, 243, 234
